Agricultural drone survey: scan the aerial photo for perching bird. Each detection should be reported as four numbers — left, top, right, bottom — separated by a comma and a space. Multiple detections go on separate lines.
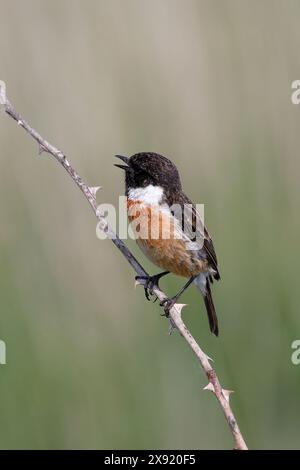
115, 152, 220, 336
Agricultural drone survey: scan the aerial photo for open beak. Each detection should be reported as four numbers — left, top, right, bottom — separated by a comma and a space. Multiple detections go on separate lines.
114, 155, 130, 170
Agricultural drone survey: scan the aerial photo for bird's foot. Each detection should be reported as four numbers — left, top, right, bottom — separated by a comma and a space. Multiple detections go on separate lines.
159, 297, 177, 317
135, 271, 169, 302
159, 275, 196, 316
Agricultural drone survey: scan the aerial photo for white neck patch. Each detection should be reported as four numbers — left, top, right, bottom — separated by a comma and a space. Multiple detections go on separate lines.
128, 185, 164, 205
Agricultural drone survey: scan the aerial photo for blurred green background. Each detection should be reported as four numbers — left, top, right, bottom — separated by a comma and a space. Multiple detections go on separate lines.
0, 0, 299, 450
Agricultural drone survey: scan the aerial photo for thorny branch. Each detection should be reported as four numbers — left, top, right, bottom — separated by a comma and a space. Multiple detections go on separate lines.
1, 84, 248, 450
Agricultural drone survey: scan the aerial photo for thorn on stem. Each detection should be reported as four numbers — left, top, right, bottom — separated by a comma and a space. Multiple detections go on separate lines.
222, 389, 234, 403
205, 354, 214, 363
38, 143, 46, 155
174, 303, 187, 315
168, 317, 177, 335
203, 382, 215, 394
89, 186, 101, 198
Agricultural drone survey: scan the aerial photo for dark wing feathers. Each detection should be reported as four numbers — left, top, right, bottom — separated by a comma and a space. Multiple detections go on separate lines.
203, 226, 220, 280
169, 191, 220, 280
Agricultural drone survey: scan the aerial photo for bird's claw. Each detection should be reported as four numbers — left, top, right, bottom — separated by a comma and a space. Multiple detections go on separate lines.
159, 297, 176, 317
135, 275, 160, 302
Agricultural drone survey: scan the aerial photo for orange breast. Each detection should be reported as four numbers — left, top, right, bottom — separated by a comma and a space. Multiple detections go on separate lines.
127, 199, 208, 277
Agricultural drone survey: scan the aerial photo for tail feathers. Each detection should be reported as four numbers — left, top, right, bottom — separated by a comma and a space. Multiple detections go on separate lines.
203, 281, 219, 336
194, 274, 219, 336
